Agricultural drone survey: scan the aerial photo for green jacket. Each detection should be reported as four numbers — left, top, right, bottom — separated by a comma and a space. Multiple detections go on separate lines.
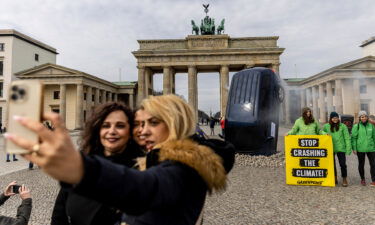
288, 117, 325, 135
351, 122, 375, 152
323, 123, 351, 154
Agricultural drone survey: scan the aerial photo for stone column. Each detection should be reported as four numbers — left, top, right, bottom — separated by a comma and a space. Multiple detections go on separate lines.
145, 68, 152, 98
114, 93, 118, 102
129, 94, 134, 109
59, 84, 66, 122
137, 66, 145, 106
353, 79, 360, 118
188, 65, 198, 120
95, 88, 100, 105
102, 90, 107, 103
220, 65, 229, 117
312, 86, 318, 118
306, 87, 312, 108
75, 84, 84, 129
300, 89, 306, 108
318, 84, 326, 123
170, 68, 176, 94
326, 81, 333, 114
163, 66, 171, 94
284, 88, 291, 124
334, 79, 343, 114
271, 63, 280, 76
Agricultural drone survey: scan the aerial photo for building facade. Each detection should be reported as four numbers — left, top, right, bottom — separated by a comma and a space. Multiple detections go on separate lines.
283, 38, 375, 124
0, 29, 58, 127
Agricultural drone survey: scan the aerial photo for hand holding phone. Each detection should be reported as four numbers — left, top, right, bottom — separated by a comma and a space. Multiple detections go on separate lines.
5, 80, 43, 154
11, 185, 21, 194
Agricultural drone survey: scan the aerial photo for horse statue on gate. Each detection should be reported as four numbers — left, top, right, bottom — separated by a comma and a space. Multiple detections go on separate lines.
191, 20, 199, 35
217, 19, 225, 34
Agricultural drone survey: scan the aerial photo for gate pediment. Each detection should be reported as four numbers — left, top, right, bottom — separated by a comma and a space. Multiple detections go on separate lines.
186, 35, 229, 50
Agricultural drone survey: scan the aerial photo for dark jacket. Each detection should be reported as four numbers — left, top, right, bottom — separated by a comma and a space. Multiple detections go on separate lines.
71, 138, 234, 225
52, 142, 144, 225
0, 193, 32, 225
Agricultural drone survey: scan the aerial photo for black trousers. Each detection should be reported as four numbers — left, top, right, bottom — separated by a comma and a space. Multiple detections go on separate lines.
334, 152, 347, 178
357, 152, 375, 182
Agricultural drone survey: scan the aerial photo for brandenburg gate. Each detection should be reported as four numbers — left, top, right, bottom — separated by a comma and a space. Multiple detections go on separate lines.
133, 6, 284, 118
133, 35, 284, 117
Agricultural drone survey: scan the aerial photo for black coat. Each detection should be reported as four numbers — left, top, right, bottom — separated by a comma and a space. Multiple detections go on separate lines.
52, 142, 144, 225
71, 139, 234, 225
0, 194, 32, 225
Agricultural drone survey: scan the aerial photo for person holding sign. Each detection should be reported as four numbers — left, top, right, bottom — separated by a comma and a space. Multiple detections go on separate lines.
351, 111, 375, 186
323, 112, 351, 187
287, 107, 325, 135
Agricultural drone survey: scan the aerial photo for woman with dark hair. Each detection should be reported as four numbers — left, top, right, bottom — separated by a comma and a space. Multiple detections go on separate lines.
51, 102, 144, 225
323, 112, 351, 186
7, 95, 234, 225
287, 107, 325, 135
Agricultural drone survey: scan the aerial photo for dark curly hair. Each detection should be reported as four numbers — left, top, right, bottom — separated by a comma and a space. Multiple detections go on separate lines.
80, 102, 134, 156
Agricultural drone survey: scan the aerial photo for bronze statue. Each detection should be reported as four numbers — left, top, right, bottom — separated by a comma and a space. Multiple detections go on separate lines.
191, 20, 199, 35
190, 4, 225, 35
217, 19, 225, 34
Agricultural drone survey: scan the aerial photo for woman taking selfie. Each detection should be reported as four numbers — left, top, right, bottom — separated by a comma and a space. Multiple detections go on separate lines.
51, 102, 144, 225
7, 95, 232, 225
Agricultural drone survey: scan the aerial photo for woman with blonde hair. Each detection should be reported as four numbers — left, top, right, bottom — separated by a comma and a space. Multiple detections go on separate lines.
6, 94, 234, 225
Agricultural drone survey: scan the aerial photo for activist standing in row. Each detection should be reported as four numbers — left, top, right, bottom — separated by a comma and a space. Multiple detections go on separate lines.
287, 107, 325, 135
323, 112, 351, 187
351, 111, 375, 186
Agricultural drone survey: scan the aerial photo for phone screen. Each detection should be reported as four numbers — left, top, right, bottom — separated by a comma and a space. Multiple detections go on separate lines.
12, 185, 21, 194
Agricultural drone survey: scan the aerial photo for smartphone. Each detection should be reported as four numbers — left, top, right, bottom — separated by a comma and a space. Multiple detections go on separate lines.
5, 80, 44, 154
12, 185, 21, 194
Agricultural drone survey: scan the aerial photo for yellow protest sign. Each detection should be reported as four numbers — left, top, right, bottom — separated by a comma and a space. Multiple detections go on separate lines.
285, 135, 335, 187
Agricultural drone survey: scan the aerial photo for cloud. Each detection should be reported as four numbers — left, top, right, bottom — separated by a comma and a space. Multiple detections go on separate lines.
1, 0, 375, 112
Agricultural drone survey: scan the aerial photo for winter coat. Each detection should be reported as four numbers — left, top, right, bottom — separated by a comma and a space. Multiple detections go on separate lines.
52, 142, 144, 225
0, 193, 32, 225
70, 138, 234, 225
322, 123, 351, 154
288, 117, 325, 135
351, 121, 375, 152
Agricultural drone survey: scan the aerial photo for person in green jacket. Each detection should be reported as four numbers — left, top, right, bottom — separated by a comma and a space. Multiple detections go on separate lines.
351, 111, 375, 186
323, 112, 351, 187
287, 107, 325, 135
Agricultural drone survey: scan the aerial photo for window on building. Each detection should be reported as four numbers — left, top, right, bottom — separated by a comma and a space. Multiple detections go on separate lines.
35, 54, 39, 61
83, 110, 86, 122
53, 91, 60, 99
360, 85, 367, 94
0, 43, 4, 51
361, 103, 369, 113
0, 61, 3, 76
0, 107, 2, 127
92, 94, 95, 101
84, 93, 87, 100
0, 82, 3, 97
52, 109, 60, 113
99, 96, 102, 103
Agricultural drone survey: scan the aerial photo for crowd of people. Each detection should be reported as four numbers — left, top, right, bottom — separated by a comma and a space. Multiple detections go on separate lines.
287, 107, 375, 187
2, 94, 235, 225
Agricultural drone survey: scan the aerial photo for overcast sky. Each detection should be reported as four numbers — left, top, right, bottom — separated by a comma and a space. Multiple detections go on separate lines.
1, 0, 374, 113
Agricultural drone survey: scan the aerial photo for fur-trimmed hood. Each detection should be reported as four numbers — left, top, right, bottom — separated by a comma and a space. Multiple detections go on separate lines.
138, 139, 227, 192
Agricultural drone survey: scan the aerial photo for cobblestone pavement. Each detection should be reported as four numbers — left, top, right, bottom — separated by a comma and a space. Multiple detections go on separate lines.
1, 126, 375, 224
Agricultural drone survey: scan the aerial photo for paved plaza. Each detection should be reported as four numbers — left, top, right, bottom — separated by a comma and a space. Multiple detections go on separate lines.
0, 126, 375, 224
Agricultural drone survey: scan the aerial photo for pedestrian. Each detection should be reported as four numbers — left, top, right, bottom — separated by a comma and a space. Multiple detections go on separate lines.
220, 116, 225, 138
0, 181, 32, 225
8, 94, 234, 225
132, 108, 148, 152
6, 153, 18, 162
51, 102, 144, 225
209, 117, 215, 135
351, 111, 375, 186
287, 107, 325, 135
322, 112, 351, 186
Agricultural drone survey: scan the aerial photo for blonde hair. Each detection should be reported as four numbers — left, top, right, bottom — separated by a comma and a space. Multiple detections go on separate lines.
140, 94, 196, 143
